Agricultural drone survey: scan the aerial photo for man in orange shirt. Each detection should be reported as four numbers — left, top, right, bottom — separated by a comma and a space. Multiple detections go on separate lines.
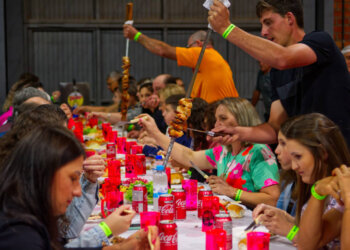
123, 25, 239, 103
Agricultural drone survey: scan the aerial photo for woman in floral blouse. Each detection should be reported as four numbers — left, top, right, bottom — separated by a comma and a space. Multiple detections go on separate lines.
139, 97, 280, 207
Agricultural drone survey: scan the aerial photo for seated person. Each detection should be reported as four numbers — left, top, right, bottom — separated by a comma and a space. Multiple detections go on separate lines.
0, 105, 121, 247
138, 97, 280, 208
274, 131, 297, 216
0, 87, 51, 137
128, 82, 166, 138
0, 126, 158, 249
87, 83, 142, 123
141, 94, 192, 157
321, 165, 350, 249
158, 84, 185, 111
74, 71, 136, 115
253, 113, 348, 248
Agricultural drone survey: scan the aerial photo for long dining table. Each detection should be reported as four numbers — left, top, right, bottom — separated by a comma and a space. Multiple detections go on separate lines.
83, 174, 295, 250
82, 125, 295, 249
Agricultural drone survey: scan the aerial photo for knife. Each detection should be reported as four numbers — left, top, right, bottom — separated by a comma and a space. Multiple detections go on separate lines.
189, 161, 209, 180
244, 215, 262, 232
187, 128, 229, 137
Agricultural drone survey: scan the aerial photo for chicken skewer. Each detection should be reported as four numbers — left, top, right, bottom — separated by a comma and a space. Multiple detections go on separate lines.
162, 98, 193, 167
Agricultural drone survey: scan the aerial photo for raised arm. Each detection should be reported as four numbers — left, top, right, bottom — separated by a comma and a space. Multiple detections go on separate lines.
123, 24, 176, 60
208, 0, 317, 70
210, 100, 287, 145
138, 114, 213, 170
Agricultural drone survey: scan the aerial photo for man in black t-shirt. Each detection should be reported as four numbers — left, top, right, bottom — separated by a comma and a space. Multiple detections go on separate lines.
207, 0, 350, 147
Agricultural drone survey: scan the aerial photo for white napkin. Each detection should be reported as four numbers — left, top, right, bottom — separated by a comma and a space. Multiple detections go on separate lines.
203, 0, 231, 30
124, 20, 134, 25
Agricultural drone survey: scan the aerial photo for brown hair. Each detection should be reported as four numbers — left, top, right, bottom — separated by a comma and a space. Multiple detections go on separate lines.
0, 104, 67, 166
281, 113, 350, 224
256, 0, 304, 28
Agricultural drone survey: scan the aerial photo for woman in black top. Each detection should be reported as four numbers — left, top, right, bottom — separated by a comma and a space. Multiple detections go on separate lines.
0, 126, 154, 250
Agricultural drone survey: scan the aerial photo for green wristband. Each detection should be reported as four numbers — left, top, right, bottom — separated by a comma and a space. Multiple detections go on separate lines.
286, 225, 299, 241
311, 183, 327, 200
187, 170, 192, 176
235, 189, 242, 201
134, 32, 142, 42
99, 221, 112, 238
222, 24, 236, 39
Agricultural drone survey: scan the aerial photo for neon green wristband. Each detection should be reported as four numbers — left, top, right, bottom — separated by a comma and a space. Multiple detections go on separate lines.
134, 32, 142, 42
187, 170, 192, 176
99, 221, 112, 238
235, 189, 242, 201
311, 183, 326, 200
222, 24, 236, 39
286, 225, 299, 241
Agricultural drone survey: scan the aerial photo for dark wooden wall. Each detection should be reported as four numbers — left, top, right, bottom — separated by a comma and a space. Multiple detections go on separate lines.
0, 0, 333, 119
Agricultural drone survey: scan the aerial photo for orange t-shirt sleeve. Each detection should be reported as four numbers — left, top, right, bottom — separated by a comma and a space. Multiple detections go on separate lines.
176, 47, 201, 68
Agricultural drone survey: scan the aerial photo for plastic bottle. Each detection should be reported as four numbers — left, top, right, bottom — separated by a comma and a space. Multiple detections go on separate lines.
153, 165, 168, 211
155, 155, 163, 166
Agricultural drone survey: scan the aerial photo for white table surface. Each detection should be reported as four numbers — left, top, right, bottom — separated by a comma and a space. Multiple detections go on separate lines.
84, 204, 295, 250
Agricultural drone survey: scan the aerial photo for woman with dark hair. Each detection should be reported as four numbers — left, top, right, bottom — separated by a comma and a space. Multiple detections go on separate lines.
253, 113, 349, 248
0, 104, 154, 248
187, 98, 209, 151
0, 126, 155, 250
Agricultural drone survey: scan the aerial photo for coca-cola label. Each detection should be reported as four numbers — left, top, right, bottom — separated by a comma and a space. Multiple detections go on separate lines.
160, 204, 174, 214
106, 146, 116, 155
159, 231, 178, 245
175, 199, 186, 208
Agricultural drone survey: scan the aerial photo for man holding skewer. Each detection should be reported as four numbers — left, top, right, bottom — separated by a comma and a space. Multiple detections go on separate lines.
123, 25, 239, 103
208, 0, 350, 147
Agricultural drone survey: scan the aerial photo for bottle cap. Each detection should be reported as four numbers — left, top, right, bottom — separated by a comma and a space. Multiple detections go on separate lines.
155, 155, 163, 160
156, 165, 164, 171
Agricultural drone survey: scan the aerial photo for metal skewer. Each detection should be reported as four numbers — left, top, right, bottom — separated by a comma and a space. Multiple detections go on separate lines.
163, 29, 212, 167
125, 3, 133, 58
162, 137, 175, 168
185, 28, 212, 98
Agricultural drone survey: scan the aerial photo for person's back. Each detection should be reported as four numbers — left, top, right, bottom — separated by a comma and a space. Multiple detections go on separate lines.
176, 47, 238, 103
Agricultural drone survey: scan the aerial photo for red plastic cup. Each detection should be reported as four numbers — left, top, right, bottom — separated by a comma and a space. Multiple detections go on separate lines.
206, 228, 227, 250
100, 190, 123, 218
140, 211, 161, 230
107, 159, 121, 184
182, 179, 197, 210
202, 196, 227, 232
117, 137, 127, 154
88, 118, 98, 127
247, 232, 270, 250
125, 154, 137, 178
126, 141, 137, 154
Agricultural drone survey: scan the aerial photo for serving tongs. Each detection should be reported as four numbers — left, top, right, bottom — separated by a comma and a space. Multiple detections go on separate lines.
187, 128, 230, 137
